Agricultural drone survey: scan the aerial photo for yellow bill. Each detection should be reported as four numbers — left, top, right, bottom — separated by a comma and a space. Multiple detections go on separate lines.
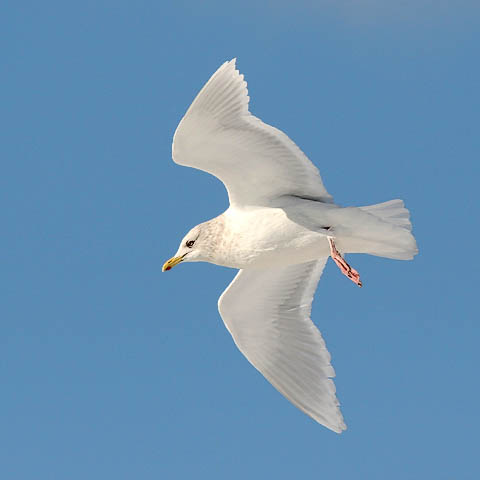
162, 256, 184, 272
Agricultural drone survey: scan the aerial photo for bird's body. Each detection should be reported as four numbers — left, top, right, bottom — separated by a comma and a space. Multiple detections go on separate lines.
200, 198, 414, 270
163, 59, 418, 433
200, 205, 330, 269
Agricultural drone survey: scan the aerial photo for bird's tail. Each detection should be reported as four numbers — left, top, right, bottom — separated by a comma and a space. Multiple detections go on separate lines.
335, 199, 418, 260
359, 199, 412, 230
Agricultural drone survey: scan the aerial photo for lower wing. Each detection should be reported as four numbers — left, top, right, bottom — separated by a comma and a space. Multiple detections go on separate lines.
218, 259, 346, 433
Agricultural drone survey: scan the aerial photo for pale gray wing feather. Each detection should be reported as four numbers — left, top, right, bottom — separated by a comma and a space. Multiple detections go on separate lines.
172, 59, 333, 207
218, 259, 346, 433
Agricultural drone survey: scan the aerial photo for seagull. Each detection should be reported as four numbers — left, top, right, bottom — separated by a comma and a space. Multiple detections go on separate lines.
163, 59, 417, 433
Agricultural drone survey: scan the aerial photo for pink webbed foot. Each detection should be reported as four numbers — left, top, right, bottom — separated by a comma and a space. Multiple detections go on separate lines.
328, 237, 362, 287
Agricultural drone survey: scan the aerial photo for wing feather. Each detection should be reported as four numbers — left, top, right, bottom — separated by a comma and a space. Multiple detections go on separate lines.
172, 59, 333, 206
218, 259, 346, 433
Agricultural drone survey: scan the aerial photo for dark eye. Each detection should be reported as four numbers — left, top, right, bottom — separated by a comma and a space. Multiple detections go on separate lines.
185, 240, 195, 248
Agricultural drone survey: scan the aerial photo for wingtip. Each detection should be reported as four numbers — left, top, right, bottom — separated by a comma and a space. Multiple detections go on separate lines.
224, 57, 238, 72
328, 419, 348, 434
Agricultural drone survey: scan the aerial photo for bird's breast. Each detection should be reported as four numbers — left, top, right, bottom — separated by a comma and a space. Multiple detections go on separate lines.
211, 206, 329, 269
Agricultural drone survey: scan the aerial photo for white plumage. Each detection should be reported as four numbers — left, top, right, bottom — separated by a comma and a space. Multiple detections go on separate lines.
219, 259, 345, 432
164, 59, 418, 432
173, 59, 333, 205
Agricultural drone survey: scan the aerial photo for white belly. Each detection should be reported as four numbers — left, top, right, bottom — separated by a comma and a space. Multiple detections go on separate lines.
213, 206, 331, 269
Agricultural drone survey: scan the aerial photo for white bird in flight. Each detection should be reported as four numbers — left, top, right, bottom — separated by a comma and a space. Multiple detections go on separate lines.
163, 59, 418, 433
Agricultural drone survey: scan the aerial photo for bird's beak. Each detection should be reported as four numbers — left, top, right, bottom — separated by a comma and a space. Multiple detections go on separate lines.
162, 256, 184, 272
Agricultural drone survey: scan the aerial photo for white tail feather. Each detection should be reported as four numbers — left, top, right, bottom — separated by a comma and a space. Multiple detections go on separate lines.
335, 199, 418, 260
359, 199, 412, 231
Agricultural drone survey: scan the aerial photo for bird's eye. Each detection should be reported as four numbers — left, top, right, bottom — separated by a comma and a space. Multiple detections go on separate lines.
185, 240, 195, 248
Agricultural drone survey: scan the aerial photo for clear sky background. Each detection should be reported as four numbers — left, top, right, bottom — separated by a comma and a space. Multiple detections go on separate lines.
2, 1, 479, 479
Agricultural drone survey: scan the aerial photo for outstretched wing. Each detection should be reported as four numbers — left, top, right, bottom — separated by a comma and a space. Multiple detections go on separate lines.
218, 260, 346, 433
172, 59, 333, 207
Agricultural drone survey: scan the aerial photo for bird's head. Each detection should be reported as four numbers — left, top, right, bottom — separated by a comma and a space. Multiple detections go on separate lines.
162, 224, 209, 271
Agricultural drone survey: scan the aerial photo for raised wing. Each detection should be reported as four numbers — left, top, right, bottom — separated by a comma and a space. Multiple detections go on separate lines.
172, 59, 333, 207
218, 260, 346, 433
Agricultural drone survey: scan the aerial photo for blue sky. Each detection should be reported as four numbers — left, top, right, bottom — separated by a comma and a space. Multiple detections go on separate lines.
2, 1, 479, 478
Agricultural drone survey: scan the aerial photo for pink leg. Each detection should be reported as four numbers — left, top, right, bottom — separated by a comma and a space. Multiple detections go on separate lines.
328, 237, 362, 287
